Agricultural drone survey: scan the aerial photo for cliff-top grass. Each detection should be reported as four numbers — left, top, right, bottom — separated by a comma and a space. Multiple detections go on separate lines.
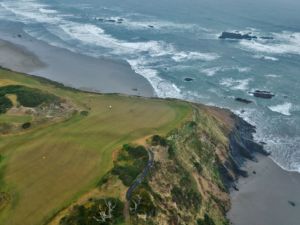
0, 68, 192, 225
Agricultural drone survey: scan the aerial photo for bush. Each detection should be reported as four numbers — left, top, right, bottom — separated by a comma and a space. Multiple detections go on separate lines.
130, 189, 156, 216
151, 135, 167, 146
60, 198, 124, 225
0, 85, 59, 107
171, 186, 201, 210
22, 122, 31, 129
112, 145, 148, 186
80, 111, 89, 116
0, 96, 13, 114
197, 214, 216, 225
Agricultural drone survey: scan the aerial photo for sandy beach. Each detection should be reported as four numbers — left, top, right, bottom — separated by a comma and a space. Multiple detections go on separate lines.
228, 154, 300, 225
0, 32, 154, 97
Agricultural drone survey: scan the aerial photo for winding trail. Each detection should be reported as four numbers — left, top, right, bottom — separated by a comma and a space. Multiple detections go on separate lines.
126, 148, 154, 200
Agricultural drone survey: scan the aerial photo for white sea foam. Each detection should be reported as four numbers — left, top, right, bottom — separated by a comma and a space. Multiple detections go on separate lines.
240, 31, 300, 55
200, 66, 250, 76
220, 78, 252, 91
253, 55, 279, 61
0, 0, 61, 24
265, 74, 280, 78
269, 102, 293, 116
127, 58, 182, 99
172, 51, 219, 62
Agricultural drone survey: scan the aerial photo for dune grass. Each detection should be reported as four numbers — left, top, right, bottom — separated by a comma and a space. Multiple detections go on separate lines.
0, 68, 192, 225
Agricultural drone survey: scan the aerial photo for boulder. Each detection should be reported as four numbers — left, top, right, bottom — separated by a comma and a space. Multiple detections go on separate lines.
252, 90, 275, 99
184, 77, 194, 82
235, 97, 253, 104
219, 32, 257, 40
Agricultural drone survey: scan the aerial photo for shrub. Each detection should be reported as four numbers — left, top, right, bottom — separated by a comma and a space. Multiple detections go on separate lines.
197, 214, 216, 225
151, 135, 167, 146
60, 198, 124, 225
0, 96, 13, 114
22, 122, 31, 129
0, 85, 59, 107
80, 111, 89, 116
112, 145, 148, 186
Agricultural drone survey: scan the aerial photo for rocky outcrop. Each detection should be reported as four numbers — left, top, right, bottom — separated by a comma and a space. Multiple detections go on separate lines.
235, 97, 253, 104
219, 32, 257, 40
252, 90, 275, 99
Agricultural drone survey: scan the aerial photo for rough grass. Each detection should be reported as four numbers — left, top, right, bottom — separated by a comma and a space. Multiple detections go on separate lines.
0, 68, 192, 225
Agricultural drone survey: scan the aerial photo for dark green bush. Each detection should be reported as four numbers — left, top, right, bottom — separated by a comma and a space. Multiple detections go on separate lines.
151, 135, 167, 146
22, 122, 31, 129
112, 145, 148, 186
60, 198, 124, 225
171, 186, 201, 210
197, 214, 216, 225
0, 96, 13, 114
0, 85, 59, 108
130, 189, 156, 216
80, 111, 89, 116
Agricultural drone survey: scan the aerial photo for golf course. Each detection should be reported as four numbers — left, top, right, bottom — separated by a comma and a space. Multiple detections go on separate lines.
0, 68, 192, 225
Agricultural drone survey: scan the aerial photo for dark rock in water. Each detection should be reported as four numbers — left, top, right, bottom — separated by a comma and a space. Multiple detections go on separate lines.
259, 141, 267, 145
107, 19, 116, 23
288, 201, 296, 207
132, 88, 138, 92
235, 97, 253, 104
252, 90, 275, 99
17, 34, 22, 38
95, 18, 104, 22
148, 25, 154, 28
184, 77, 194, 82
117, 18, 124, 22
240, 109, 246, 114
252, 170, 256, 174
219, 32, 257, 40
233, 185, 239, 191
260, 36, 274, 40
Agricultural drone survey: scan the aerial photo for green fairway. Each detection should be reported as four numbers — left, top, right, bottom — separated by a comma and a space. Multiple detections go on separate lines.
0, 69, 192, 225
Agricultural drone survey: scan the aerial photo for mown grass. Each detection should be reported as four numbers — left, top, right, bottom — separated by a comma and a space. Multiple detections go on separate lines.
0, 68, 192, 225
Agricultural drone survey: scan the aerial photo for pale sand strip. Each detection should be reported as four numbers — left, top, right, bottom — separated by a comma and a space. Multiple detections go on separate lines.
228, 154, 300, 225
0, 35, 154, 97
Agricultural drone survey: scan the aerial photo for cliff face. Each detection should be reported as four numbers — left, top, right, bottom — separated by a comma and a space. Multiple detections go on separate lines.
58, 104, 264, 225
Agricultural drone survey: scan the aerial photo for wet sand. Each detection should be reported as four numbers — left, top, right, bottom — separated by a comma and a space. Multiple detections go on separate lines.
0, 33, 154, 97
228, 154, 300, 225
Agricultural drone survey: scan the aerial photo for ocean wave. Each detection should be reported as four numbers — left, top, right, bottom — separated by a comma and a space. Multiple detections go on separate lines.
265, 74, 280, 78
200, 66, 250, 76
220, 78, 252, 91
95, 15, 206, 32
0, 0, 62, 24
268, 102, 292, 116
240, 31, 300, 55
172, 51, 219, 62
253, 55, 279, 61
127, 58, 182, 99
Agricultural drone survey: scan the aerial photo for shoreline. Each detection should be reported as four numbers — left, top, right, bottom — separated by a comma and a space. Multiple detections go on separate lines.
227, 116, 300, 225
1, 33, 300, 225
0, 32, 154, 97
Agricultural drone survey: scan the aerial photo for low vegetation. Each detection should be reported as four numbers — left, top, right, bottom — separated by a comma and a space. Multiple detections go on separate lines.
0, 68, 190, 225
0, 85, 59, 108
60, 198, 124, 225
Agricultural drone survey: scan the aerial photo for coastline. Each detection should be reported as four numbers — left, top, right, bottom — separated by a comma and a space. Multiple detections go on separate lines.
227, 116, 300, 225
1, 35, 300, 225
0, 32, 154, 97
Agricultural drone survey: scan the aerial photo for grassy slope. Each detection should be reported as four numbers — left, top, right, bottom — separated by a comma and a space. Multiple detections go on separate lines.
0, 69, 192, 225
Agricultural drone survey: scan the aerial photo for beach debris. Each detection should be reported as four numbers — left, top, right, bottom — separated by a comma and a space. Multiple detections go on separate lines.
288, 201, 296, 207
109, 105, 112, 110
235, 97, 253, 104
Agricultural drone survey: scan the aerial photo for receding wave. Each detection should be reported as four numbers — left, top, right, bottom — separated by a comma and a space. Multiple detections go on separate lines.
269, 102, 293, 116
240, 31, 300, 55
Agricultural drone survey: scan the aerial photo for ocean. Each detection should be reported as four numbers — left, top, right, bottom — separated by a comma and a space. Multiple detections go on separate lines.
0, 0, 299, 172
